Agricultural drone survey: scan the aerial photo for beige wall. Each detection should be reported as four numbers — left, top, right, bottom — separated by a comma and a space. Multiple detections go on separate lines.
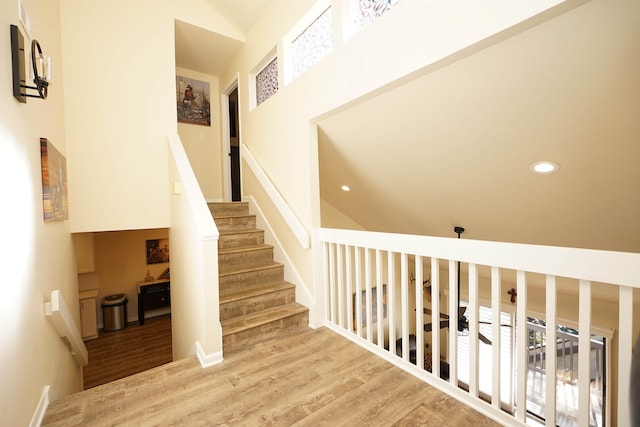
176, 67, 225, 202
76, 229, 170, 326
0, 0, 82, 425
59, 0, 242, 233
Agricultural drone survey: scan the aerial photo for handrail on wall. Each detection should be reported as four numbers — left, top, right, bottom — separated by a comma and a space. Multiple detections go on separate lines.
241, 143, 310, 249
45, 290, 88, 366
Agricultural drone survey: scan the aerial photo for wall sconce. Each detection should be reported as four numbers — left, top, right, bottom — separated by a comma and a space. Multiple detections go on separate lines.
10, 24, 50, 103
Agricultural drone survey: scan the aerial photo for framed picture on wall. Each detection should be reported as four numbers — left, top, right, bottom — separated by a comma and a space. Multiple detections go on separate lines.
40, 138, 68, 222
353, 285, 387, 329
176, 75, 211, 126
146, 238, 170, 264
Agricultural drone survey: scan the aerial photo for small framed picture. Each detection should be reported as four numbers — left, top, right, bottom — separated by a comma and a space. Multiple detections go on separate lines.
146, 238, 169, 264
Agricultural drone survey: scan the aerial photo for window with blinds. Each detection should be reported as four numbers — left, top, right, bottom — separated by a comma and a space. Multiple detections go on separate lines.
456, 303, 514, 411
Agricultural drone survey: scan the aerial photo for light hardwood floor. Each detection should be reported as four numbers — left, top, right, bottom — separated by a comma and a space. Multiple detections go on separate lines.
45, 325, 499, 426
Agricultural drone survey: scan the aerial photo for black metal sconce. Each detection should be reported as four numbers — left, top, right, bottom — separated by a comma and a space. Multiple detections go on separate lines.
10, 24, 50, 103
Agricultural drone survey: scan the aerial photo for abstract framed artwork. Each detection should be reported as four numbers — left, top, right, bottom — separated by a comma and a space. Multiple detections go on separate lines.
40, 138, 68, 221
176, 75, 211, 126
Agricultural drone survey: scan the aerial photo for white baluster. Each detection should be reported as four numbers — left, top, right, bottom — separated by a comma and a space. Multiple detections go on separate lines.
337, 244, 344, 328
431, 257, 440, 379
346, 245, 353, 332
491, 266, 501, 410
376, 250, 384, 348
578, 280, 592, 427
469, 263, 479, 397
545, 275, 557, 427
415, 256, 424, 368
401, 253, 409, 361
365, 248, 373, 342
355, 247, 362, 337
449, 259, 458, 385
388, 251, 396, 356
516, 270, 527, 423
618, 285, 633, 427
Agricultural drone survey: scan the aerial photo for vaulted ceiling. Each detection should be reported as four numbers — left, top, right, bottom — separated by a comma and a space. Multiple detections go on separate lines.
317, 3, 640, 253
176, 1, 640, 254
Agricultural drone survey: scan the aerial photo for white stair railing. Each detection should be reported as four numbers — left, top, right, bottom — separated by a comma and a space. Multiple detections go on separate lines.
45, 290, 88, 366
316, 227, 640, 426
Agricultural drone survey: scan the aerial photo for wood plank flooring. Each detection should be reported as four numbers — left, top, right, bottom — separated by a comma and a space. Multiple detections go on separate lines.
82, 314, 173, 389
45, 325, 499, 426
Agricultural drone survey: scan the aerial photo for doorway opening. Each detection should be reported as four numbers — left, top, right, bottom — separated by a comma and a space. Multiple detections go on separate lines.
225, 85, 241, 202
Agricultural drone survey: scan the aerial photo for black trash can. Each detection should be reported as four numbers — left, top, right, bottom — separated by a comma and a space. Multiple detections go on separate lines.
102, 293, 128, 331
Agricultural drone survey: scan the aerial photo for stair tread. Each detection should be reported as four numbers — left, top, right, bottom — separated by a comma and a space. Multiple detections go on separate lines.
218, 244, 272, 255
219, 228, 263, 235
221, 303, 308, 336
220, 280, 294, 302
213, 214, 255, 220
219, 261, 282, 276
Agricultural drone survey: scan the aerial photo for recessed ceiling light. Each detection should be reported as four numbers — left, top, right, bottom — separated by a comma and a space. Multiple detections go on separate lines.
341, 185, 350, 192
530, 161, 560, 174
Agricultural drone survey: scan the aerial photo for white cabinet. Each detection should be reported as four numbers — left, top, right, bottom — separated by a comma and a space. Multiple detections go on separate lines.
74, 233, 95, 274
79, 290, 99, 340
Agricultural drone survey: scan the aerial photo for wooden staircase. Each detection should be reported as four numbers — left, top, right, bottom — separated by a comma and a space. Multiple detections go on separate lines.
210, 202, 309, 354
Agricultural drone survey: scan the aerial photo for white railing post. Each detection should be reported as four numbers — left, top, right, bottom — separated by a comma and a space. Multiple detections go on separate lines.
401, 253, 410, 362
346, 245, 354, 333
355, 247, 362, 337
365, 248, 373, 342
337, 244, 344, 328
577, 280, 592, 427
491, 266, 501, 410
449, 259, 458, 386
376, 250, 384, 348
516, 270, 528, 423
468, 263, 479, 397
545, 275, 557, 427
388, 251, 396, 356
328, 243, 336, 323
323, 242, 330, 322
618, 285, 633, 427
431, 257, 440, 380
415, 256, 424, 368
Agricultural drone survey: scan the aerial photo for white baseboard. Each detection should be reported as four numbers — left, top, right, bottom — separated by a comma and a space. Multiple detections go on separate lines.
196, 342, 224, 368
29, 385, 50, 427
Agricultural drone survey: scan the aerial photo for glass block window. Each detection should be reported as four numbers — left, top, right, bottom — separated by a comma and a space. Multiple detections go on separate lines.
354, 0, 402, 32
256, 57, 279, 106
291, 7, 333, 80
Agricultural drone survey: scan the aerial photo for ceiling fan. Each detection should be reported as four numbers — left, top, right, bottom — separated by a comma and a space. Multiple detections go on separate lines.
422, 226, 510, 345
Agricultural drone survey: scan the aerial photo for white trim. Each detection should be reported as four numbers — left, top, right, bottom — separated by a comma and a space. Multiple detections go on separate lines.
318, 228, 640, 288
29, 385, 50, 427
45, 290, 88, 366
242, 144, 310, 248
196, 341, 223, 368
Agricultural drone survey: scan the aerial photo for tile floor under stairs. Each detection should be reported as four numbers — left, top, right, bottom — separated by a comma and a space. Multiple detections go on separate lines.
210, 202, 309, 354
